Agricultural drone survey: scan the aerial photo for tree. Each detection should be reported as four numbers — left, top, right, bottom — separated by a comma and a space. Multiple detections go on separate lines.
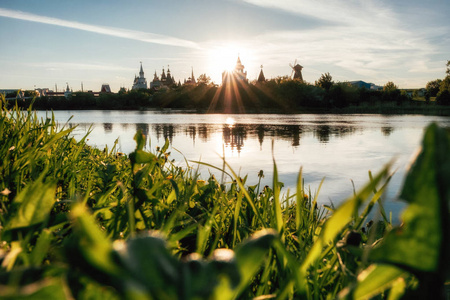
436, 61, 450, 105
383, 81, 398, 93
426, 79, 442, 97
382, 81, 404, 103
197, 74, 211, 85
315, 73, 333, 91
436, 90, 450, 105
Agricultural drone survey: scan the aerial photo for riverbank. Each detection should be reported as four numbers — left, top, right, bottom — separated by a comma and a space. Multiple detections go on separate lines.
14, 97, 450, 116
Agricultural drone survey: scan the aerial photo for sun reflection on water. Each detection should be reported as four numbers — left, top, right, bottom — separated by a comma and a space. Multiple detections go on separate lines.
225, 117, 235, 127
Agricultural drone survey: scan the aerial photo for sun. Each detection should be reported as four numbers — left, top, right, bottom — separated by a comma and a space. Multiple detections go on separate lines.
206, 43, 250, 84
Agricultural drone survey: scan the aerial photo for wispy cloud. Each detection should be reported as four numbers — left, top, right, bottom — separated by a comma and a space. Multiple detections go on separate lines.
0, 8, 199, 49
236, 0, 446, 86
28, 62, 135, 72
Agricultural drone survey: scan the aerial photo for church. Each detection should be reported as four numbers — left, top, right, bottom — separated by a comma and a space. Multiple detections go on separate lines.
132, 62, 148, 90
150, 66, 175, 89
132, 63, 177, 90
222, 56, 248, 84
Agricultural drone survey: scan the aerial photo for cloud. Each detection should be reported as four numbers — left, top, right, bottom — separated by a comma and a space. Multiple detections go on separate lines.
0, 8, 199, 49
233, 0, 447, 85
28, 62, 135, 72
242, 0, 397, 27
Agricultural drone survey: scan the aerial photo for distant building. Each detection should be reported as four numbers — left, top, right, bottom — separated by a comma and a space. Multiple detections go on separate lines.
222, 56, 248, 85
184, 67, 197, 85
132, 62, 148, 90
35, 88, 50, 97
257, 65, 266, 82
64, 83, 72, 99
403, 88, 426, 98
290, 62, 304, 82
101, 84, 111, 93
349, 81, 382, 90
150, 71, 161, 89
164, 66, 175, 86
150, 66, 176, 89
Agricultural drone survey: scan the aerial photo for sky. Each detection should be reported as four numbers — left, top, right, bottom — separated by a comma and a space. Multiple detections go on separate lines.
0, 0, 449, 92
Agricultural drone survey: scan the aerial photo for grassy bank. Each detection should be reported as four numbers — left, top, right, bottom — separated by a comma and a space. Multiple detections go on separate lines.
0, 100, 449, 299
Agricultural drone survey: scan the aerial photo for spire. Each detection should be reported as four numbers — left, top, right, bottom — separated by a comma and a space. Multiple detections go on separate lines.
139, 62, 144, 77
161, 67, 166, 80
191, 67, 196, 84
258, 65, 266, 82
235, 55, 245, 73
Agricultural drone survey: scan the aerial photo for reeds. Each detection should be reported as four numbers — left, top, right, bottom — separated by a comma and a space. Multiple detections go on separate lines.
0, 100, 448, 299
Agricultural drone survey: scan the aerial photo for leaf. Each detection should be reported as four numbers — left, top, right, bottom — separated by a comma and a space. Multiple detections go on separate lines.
232, 229, 277, 297
69, 204, 119, 276
0, 277, 68, 300
113, 231, 180, 299
161, 138, 170, 153
129, 150, 156, 165
339, 264, 407, 300
134, 131, 146, 151
272, 159, 283, 235
30, 229, 53, 266
6, 175, 56, 231
370, 124, 450, 274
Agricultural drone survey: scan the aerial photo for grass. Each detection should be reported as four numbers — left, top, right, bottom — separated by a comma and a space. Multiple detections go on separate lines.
0, 98, 449, 299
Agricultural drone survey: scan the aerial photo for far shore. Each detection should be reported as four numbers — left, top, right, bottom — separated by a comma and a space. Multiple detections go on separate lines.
30, 103, 450, 116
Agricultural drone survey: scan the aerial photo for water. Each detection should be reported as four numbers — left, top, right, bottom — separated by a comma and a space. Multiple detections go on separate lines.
37, 110, 450, 222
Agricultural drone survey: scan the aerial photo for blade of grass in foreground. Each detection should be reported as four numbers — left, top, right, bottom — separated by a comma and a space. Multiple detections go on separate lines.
272, 158, 283, 236
295, 164, 391, 294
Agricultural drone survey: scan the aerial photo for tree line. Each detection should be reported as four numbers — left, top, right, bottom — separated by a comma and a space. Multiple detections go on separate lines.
10, 62, 450, 112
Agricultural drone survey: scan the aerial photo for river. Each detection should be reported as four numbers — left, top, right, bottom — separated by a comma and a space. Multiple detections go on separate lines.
37, 110, 450, 223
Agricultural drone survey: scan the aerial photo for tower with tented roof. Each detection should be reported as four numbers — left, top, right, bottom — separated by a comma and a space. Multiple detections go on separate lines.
132, 62, 148, 90
222, 55, 248, 84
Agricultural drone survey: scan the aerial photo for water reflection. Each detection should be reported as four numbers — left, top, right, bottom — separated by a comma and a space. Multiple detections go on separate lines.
93, 122, 365, 153
381, 126, 394, 136
103, 123, 113, 133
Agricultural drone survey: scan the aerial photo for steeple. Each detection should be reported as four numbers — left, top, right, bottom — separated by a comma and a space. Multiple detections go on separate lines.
166, 65, 173, 85
235, 56, 244, 73
161, 67, 166, 81
139, 61, 144, 77
191, 67, 196, 84
258, 65, 266, 82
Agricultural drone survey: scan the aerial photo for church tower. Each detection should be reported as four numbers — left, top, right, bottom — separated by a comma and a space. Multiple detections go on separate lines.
166, 65, 174, 86
257, 65, 266, 82
161, 67, 167, 83
191, 67, 196, 84
150, 71, 161, 89
234, 56, 247, 81
132, 62, 148, 90
222, 55, 248, 84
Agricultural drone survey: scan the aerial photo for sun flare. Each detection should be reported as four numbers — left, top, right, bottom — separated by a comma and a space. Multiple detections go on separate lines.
206, 43, 251, 84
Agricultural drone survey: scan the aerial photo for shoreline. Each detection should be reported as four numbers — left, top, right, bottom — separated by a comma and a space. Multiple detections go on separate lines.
31, 104, 450, 116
